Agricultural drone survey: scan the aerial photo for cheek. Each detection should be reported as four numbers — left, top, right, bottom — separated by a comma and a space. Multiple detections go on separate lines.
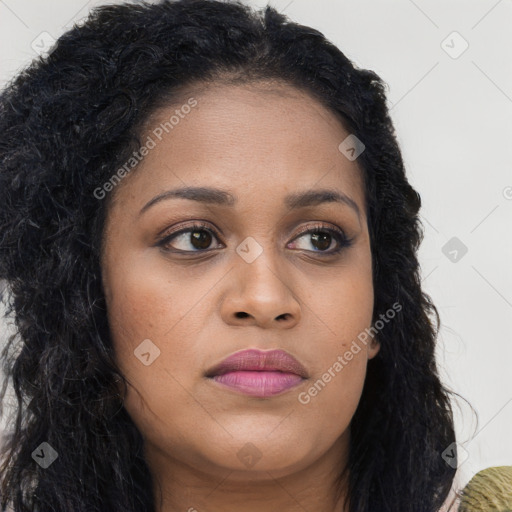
294, 293, 371, 443
297, 255, 373, 422
314, 249, 374, 348
104, 244, 212, 344
105, 263, 209, 439
103, 252, 201, 386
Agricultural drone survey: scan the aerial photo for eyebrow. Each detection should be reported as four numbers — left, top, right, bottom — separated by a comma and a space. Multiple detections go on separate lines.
138, 186, 361, 219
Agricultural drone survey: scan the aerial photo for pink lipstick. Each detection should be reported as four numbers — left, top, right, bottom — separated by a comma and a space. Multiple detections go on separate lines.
205, 348, 308, 398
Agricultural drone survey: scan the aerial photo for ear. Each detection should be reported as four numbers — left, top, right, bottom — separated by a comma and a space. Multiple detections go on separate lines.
367, 336, 380, 360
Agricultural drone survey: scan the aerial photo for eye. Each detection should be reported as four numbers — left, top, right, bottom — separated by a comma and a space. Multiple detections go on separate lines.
157, 222, 222, 253
289, 223, 353, 255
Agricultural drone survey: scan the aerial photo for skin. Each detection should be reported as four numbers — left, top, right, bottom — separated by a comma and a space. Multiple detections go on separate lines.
101, 80, 380, 512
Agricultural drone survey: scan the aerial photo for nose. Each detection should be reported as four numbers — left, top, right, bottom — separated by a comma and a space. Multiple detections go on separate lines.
220, 246, 301, 329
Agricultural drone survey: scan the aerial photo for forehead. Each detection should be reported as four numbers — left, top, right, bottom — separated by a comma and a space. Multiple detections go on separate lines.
110, 81, 366, 216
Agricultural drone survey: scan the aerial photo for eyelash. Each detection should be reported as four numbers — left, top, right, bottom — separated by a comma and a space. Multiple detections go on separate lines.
157, 221, 353, 256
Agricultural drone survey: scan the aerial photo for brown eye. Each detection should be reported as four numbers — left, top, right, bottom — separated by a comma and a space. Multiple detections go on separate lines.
158, 223, 221, 252
310, 232, 333, 251
290, 224, 353, 255
188, 230, 214, 250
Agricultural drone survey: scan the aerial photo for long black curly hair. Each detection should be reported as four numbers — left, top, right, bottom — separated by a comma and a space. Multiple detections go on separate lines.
0, 1, 460, 510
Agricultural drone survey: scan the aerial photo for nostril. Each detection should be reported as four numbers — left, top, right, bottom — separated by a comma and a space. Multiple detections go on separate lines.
235, 312, 249, 319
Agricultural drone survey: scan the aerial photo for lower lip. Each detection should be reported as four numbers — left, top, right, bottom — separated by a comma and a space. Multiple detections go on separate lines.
209, 371, 304, 397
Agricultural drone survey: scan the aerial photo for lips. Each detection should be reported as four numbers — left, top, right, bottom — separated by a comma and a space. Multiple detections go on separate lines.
205, 348, 308, 378
205, 348, 308, 398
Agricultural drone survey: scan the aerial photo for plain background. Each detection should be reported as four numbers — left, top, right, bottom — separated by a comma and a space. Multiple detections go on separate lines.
0, 0, 511, 499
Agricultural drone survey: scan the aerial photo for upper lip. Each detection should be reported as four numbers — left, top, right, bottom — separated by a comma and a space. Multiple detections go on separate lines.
206, 349, 308, 378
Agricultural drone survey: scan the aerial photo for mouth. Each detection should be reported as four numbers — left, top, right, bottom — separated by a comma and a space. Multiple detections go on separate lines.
205, 348, 308, 398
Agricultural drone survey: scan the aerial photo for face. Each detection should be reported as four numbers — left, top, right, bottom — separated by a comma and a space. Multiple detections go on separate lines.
101, 81, 379, 485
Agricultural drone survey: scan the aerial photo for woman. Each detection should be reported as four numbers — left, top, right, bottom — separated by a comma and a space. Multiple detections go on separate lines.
0, 1, 460, 510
